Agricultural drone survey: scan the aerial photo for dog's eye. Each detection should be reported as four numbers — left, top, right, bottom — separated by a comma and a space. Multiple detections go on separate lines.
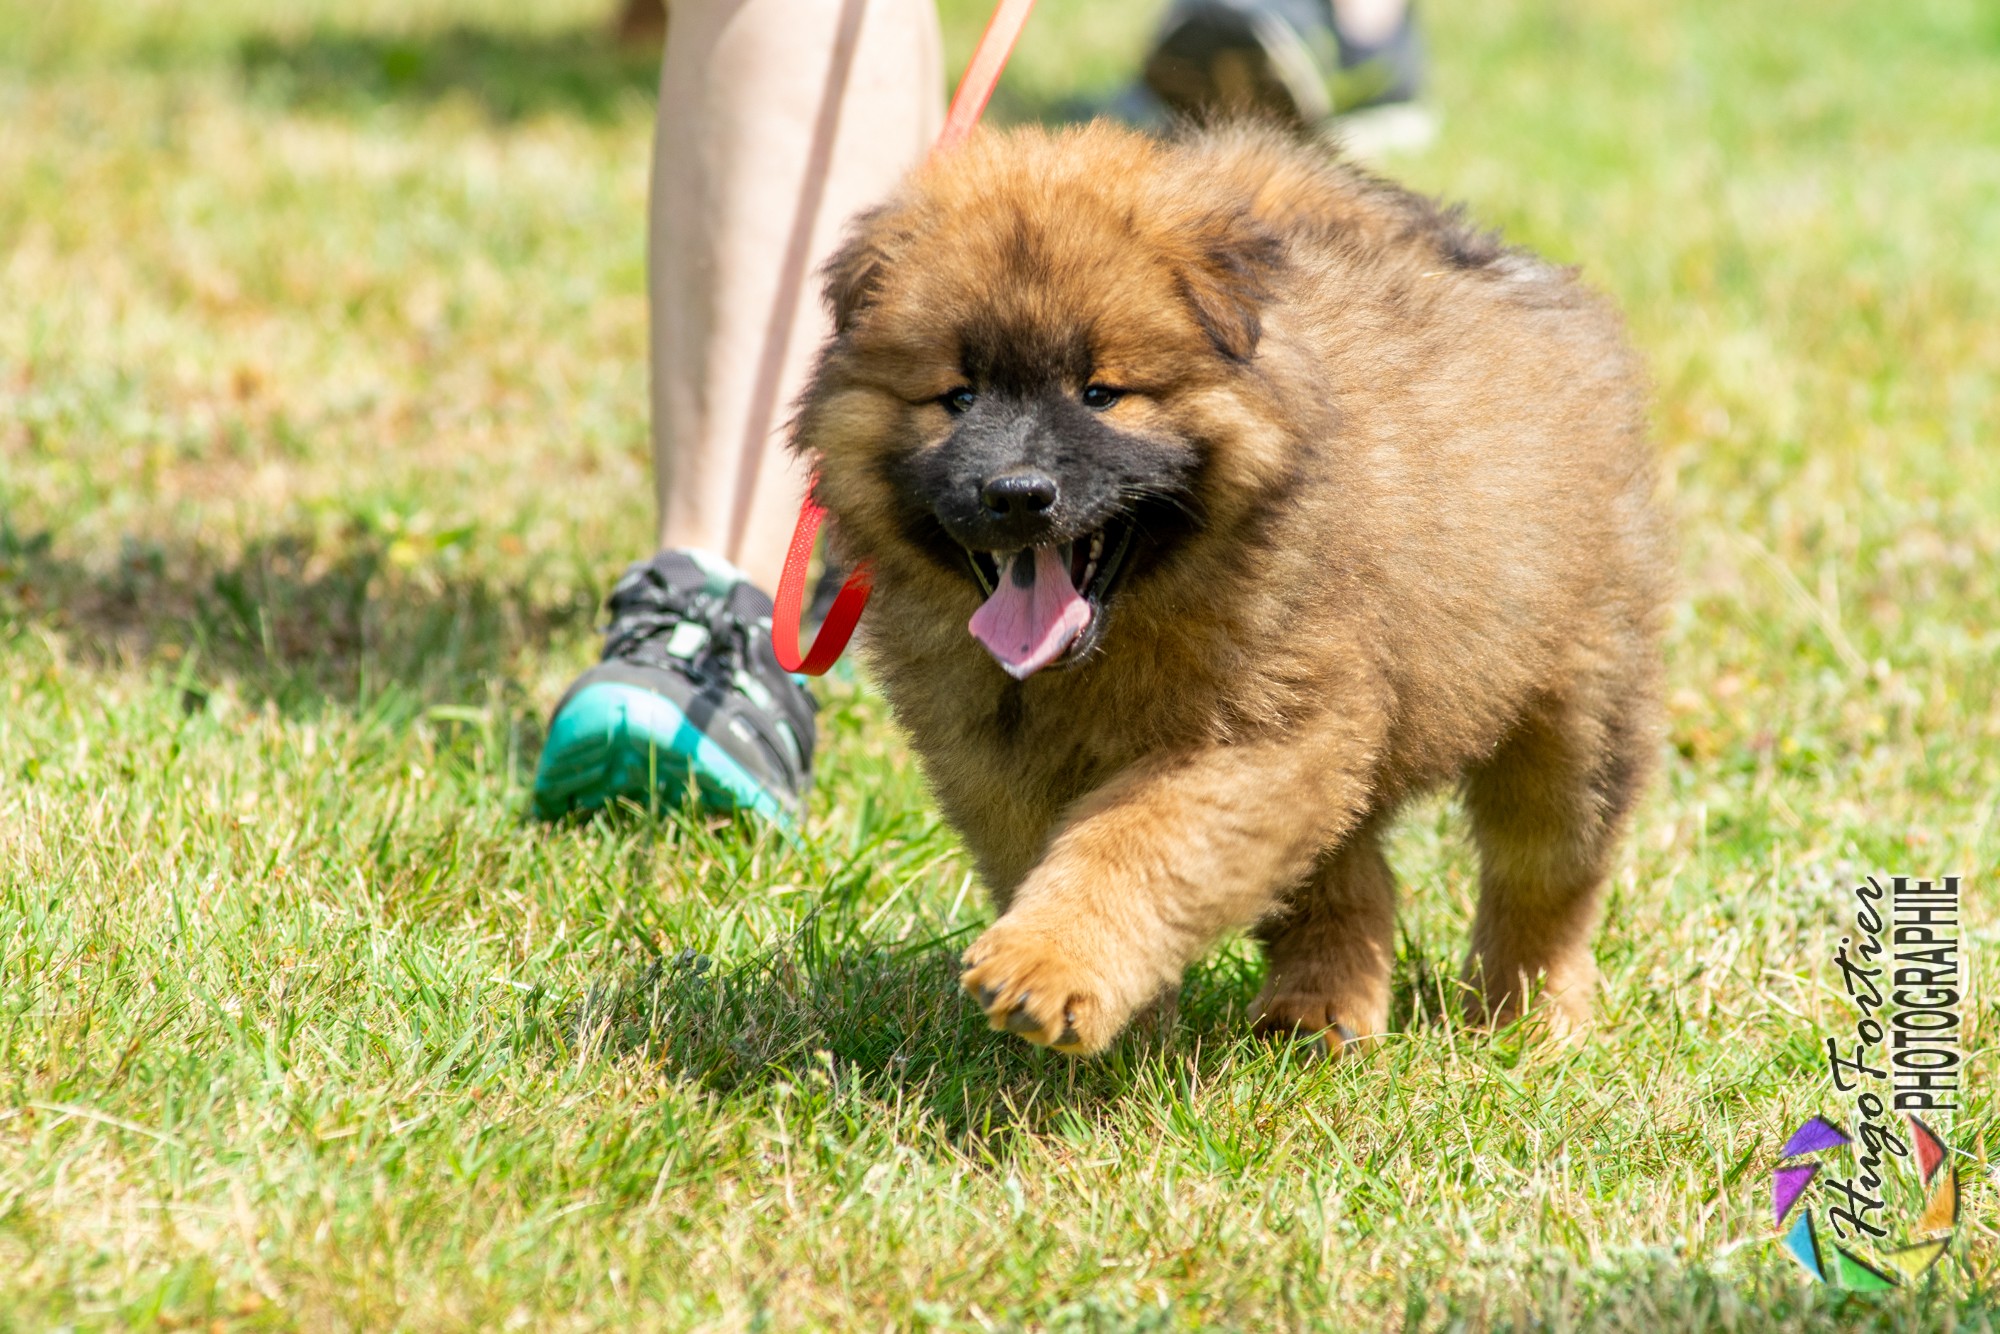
940, 387, 977, 415
1080, 384, 1123, 410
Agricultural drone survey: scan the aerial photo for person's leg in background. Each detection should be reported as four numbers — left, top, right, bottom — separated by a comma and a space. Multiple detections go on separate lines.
533, 0, 942, 825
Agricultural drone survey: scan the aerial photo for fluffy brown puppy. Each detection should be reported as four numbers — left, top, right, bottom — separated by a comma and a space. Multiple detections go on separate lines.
794, 121, 1672, 1057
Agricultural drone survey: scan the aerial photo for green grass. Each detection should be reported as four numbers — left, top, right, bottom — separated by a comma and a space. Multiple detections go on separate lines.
2, 0, 1997, 1327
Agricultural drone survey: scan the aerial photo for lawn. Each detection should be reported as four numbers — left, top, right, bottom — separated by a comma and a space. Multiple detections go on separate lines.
1, 0, 1996, 1328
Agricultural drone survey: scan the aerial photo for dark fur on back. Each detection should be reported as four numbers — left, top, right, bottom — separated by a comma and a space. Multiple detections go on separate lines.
794, 121, 1673, 1056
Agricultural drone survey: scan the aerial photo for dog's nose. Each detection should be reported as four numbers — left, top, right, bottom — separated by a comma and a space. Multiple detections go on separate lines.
980, 470, 1058, 518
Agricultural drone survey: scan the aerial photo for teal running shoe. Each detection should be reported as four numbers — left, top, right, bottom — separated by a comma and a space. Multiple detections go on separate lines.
531, 549, 817, 825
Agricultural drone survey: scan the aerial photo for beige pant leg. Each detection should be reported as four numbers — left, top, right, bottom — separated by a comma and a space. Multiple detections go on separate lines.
650, 0, 943, 591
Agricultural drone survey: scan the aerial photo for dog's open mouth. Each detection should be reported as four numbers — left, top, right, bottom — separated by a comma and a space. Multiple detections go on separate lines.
960, 521, 1136, 679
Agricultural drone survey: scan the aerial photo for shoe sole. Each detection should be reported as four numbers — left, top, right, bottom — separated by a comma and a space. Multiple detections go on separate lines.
531, 681, 792, 827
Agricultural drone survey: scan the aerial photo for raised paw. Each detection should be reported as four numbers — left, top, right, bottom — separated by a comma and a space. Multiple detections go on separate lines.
961, 919, 1129, 1056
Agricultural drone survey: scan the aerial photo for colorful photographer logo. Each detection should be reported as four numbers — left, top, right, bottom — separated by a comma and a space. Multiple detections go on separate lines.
1771, 875, 1964, 1288
1772, 1113, 1959, 1288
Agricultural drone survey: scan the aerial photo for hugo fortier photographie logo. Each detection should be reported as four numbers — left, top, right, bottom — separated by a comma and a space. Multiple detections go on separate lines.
1771, 876, 1965, 1289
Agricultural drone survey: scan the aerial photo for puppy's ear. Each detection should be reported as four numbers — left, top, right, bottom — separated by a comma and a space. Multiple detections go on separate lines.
1177, 210, 1285, 362
821, 207, 890, 336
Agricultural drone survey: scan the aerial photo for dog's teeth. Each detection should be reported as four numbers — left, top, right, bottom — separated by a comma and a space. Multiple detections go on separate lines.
1090, 531, 1104, 560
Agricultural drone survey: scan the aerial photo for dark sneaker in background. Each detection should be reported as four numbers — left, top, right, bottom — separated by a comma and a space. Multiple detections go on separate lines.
1141, 0, 1437, 156
531, 549, 817, 827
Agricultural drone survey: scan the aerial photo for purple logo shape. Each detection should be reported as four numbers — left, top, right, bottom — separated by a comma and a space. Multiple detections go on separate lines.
1773, 1162, 1818, 1224
1779, 1115, 1848, 1159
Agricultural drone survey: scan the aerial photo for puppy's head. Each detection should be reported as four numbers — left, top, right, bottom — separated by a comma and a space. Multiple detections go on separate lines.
796, 123, 1295, 678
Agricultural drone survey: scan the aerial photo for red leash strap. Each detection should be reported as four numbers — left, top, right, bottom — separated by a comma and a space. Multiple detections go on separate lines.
938, 0, 1039, 147
771, 0, 1038, 674
771, 481, 873, 676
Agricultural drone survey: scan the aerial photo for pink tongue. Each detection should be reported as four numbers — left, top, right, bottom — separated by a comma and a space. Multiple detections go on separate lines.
967, 544, 1092, 679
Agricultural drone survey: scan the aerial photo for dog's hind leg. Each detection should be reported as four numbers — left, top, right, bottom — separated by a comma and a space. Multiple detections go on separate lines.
1251, 819, 1396, 1054
1460, 681, 1656, 1037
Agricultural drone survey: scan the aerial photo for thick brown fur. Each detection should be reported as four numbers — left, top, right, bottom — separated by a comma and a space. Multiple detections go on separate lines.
792, 121, 1673, 1056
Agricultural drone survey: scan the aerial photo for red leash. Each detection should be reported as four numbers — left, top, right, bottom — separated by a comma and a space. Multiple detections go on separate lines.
772, 0, 1038, 675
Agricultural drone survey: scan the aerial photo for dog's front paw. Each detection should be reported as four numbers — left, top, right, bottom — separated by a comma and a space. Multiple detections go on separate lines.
961, 919, 1128, 1056
1251, 992, 1375, 1059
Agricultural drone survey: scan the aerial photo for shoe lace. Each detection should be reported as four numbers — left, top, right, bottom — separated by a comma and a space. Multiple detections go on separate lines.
602, 562, 817, 782
602, 569, 753, 688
